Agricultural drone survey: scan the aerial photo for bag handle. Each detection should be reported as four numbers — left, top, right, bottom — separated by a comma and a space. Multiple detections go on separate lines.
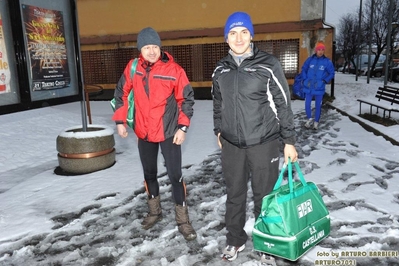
273, 158, 308, 193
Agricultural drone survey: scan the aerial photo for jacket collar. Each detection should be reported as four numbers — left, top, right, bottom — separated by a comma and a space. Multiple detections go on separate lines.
228, 43, 258, 64
140, 51, 171, 69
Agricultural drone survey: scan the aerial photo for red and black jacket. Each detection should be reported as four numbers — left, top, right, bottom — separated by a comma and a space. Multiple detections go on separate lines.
113, 51, 194, 142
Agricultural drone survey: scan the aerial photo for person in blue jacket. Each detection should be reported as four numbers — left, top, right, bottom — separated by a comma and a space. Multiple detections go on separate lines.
301, 41, 335, 130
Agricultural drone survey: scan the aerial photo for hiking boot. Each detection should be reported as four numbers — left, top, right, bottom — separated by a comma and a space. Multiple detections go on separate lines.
259, 253, 277, 266
141, 195, 162, 230
304, 118, 313, 129
221, 244, 245, 261
175, 204, 197, 241
313, 121, 319, 130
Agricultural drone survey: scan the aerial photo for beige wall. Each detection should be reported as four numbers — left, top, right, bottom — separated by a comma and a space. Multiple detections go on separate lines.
77, 0, 301, 37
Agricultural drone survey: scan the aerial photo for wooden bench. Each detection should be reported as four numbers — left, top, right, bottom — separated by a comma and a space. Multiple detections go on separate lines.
357, 85, 399, 119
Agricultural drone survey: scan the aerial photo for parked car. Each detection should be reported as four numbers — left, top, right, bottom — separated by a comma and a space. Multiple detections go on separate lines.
371, 65, 384, 77
348, 66, 363, 75
338, 65, 350, 73
362, 62, 384, 77
389, 65, 399, 82
346, 63, 369, 75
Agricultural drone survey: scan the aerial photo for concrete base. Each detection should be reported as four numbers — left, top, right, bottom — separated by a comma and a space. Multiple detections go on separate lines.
56, 125, 116, 174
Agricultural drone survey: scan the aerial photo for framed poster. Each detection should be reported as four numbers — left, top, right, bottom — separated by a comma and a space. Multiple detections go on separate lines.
0, 0, 82, 114
17, 0, 80, 103
22, 4, 70, 91
0, 14, 11, 94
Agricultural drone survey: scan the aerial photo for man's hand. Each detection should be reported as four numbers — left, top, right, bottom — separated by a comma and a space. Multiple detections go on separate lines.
116, 124, 128, 138
284, 144, 298, 164
173, 129, 186, 145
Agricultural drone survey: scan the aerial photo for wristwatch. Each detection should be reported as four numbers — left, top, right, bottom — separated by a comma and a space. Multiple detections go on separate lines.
179, 125, 188, 133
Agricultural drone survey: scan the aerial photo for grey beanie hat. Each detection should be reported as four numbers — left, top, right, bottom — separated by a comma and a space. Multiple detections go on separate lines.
137, 27, 161, 51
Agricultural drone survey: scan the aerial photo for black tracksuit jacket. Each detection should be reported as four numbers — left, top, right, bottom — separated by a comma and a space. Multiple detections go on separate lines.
212, 45, 296, 148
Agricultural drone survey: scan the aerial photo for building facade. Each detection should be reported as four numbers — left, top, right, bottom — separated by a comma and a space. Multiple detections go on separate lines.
77, 0, 334, 91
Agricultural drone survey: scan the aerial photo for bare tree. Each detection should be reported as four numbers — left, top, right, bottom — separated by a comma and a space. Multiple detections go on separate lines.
337, 13, 359, 73
362, 0, 390, 70
339, 0, 399, 70
338, 0, 399, 74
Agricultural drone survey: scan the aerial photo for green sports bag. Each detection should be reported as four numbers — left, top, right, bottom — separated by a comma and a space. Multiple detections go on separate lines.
110, 58, 138, 128
252, 160, 330, 261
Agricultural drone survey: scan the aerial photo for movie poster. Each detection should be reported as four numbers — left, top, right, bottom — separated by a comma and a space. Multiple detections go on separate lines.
0, 14, 11, 94
22, 4, 70, 91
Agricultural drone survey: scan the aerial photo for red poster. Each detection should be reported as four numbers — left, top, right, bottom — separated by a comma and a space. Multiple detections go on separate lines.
0, 15, 11, 94
22, 4, 70, 91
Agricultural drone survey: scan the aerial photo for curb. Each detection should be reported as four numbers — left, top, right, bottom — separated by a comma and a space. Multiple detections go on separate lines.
325, 102, 399, 147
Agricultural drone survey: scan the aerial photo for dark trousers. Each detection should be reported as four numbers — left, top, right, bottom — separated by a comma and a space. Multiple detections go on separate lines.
221, 137, 280, 246
138, 137, 185, 205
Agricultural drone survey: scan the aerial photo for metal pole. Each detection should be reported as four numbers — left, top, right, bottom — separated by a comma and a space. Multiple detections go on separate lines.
390, 23, 399, 81
367, 0, 375, 84
384, 0, 394, 86
322, 0, 336, 97
70, 0, 88, 131
356, 0, 363, 81
331, 41, 336, 98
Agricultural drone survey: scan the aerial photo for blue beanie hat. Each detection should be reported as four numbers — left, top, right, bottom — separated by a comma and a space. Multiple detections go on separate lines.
224, 12, 254, 39
137, 27, 161, 51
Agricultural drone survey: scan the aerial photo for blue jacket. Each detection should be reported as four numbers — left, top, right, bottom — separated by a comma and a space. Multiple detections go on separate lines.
301, 54, 335, 95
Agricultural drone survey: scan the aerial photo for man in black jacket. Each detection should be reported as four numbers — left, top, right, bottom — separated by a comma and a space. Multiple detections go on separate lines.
212, 11, 298, 262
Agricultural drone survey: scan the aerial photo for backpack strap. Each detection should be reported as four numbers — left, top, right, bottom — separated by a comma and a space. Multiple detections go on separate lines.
130, 58, 138, 78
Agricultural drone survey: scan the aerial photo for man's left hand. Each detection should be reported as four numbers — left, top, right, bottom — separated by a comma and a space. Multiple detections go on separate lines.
173, 129, 186, 145
284, 144, 298, 164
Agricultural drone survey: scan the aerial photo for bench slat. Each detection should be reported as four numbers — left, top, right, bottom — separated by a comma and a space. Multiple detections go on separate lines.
378, 95, 397, 105
357, 99, 399, 110
375, 87, 399, 103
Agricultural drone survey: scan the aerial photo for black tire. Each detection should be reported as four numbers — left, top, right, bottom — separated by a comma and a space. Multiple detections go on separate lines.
375, 72, 382, 78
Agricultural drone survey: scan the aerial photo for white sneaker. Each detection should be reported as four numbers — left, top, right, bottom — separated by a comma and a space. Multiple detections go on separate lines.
313, 121, 319, 130
221, 244, 245, 261
260, 253, 277, 266
304, 118, 313, 129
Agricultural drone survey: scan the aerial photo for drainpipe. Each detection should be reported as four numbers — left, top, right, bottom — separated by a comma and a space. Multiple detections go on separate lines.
322, 0, 336, 97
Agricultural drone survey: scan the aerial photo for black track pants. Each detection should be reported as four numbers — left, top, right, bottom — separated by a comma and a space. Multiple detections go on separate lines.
221, 137, 280, 247
138, 137, 185, 205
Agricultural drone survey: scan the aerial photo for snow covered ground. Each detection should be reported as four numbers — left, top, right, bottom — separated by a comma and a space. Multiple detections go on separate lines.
0, 73, 398, 266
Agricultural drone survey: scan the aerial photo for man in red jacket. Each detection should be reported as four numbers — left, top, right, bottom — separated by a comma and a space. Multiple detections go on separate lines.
113, 27, 196, 241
